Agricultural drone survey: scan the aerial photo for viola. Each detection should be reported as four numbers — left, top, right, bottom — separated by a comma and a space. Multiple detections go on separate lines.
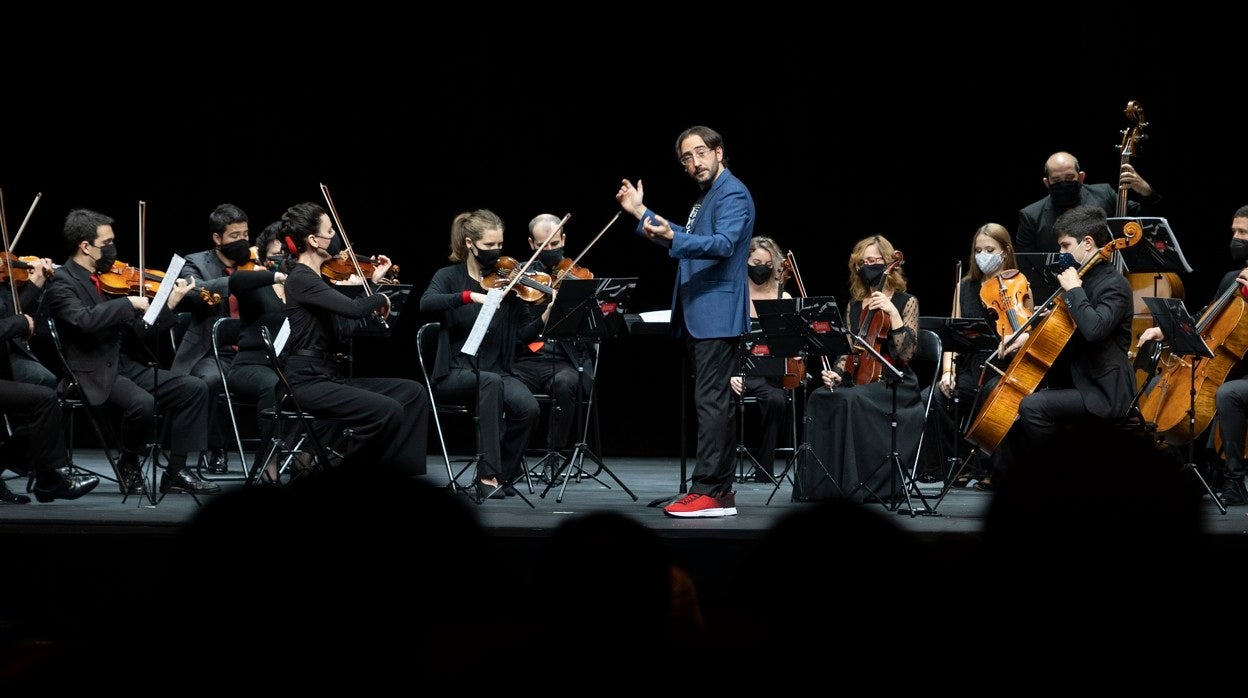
98, 261, 166, 298
845, 249, 905, 385
481, 256, 556, 303
979, 269, 1033, 341
321, 252, 401, 284
775, 255, 806, 389
551, 257, 593, 287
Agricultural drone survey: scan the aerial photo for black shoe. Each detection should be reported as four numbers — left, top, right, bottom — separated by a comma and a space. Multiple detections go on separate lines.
33, 472, 100, 503
476, 481, 505, 501
160, 468, 222, 495
1217, 478, 1247, 506
204, 449, 229, 475
504, 485, 518, 497
121, 462, 145, 495
0, 481, 31, 505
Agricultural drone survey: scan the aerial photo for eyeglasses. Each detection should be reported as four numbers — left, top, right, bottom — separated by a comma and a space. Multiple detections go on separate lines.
860, 256, 885, 265
678, 146, 715, 167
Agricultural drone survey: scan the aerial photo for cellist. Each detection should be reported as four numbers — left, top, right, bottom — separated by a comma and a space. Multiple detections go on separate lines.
1135, 205, 1248, 506
1015, 206, 1134, 448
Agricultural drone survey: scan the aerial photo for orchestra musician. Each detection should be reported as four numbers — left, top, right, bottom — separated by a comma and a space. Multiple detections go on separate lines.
803, 234, 922, 503
0, 309, 101, 504
733, 235, 792, 485
0, 255, 58, 389
42, 208, 219, 496
418, 209, 542, 501
920, 223, 1028, 491
1016, 151, 1159, 254
172, 203, 255, 475
1135, 204, 1248, 506
1015, 206, 1134, 448
277, 202, 429, 477
512, 213, 594, 476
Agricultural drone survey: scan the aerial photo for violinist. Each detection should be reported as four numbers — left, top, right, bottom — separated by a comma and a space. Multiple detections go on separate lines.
418, 209, 542, 500
43, 208, 219, 496
1135, 204, 1248, 506
801, 235, 923, 503
1015, 206, 1134, 450
279, 202, 429, 477
0, 254, 58, 389
920, 223, 1027, 490
512, 213, 594, 477
172, 203, 258, 475
732, 236, 792, 485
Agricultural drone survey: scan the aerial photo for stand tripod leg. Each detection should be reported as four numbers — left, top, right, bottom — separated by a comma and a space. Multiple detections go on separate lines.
767, 440, 839, 505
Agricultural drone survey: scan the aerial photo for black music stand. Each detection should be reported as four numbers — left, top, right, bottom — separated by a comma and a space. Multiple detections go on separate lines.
1014, 253, 1063, 308
734, 328, 788, 483
841, 332, 936, 517
754, 296, 847, 505
1143, 296, 1224, 514
918, 316, 1000, 507
1111, 217, 1193, 283
538, 277, 639, 504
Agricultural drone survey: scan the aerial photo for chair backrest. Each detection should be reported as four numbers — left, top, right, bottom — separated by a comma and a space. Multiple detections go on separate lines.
45, 316, 82, 401
210, 317, 243, 395
259, 324, 332, 470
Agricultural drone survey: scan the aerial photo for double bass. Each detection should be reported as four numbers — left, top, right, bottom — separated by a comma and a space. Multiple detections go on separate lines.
1117, 100, 1184, 381
1135, 275, 1248, 446
964, 221, 1144, 454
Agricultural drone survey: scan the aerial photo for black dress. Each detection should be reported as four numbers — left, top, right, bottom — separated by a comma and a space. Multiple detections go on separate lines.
797, 292, 922, 502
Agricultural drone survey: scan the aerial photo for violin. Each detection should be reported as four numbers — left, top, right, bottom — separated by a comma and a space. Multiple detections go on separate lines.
98, 261, 166, 298
0, 253, 48, 286
979, 269, 1032, 341
845, 248, 905, 385
551, 257, 593, 287
321, 252, 400, 284
775, 255, 807, 389
482, 256, 556, 303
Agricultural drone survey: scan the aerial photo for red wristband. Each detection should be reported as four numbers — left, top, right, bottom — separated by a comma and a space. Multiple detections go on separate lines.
461, 290, 473, 305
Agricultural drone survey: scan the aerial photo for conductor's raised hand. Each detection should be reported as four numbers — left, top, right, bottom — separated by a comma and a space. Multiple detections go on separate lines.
616, 179, 646, 220
641, 213, 675, 246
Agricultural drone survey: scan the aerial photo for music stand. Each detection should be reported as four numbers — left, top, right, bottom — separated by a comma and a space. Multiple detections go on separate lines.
734, 328, 787, 482
1111, 217, 1193, 282
1143, 296, 1225, 514
538, 277, 639, 504
917, 316, 1000, 505
754, 296, 848, 504
1014, 253, 1063, 307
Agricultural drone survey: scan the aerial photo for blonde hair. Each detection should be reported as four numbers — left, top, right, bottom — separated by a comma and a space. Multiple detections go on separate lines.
965, 223, 1018, 283
846, 235, 907, 300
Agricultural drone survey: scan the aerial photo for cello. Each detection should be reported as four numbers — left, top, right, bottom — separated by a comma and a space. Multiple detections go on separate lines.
964, 220, 1144, 455
1135, 274, 1248, 446
1117, 101, 1184, 382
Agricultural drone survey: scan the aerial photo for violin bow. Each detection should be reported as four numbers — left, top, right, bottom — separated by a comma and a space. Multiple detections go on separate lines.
137, 201, 146, 298
0, 188, 19, 317
553, 211, 619, 285
7, 192, 41, 251
319, 183, 373, 296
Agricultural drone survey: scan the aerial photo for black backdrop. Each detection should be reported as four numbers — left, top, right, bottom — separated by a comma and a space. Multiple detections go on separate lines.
6, 14, 1238, 456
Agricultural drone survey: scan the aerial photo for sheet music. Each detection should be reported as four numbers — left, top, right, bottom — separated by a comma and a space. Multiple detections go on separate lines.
274, 317, 291, 356
638, 309, 671, 324
142, 254, 186, 325
461, 288, 503, 357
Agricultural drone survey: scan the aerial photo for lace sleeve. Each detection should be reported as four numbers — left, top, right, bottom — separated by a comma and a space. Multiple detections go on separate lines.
888, 294, 919, 363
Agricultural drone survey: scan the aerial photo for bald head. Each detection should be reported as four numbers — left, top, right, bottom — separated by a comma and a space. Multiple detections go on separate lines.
1044, 152, 1083, 184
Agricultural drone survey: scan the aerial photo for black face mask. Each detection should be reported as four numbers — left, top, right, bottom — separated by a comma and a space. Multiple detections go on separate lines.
219, 239, 252, 265
537, 248, 564, 269
748, 264, 774, 285
324, 233, 343, 256
1231, 238, 1248, 263
857, 263, 886, 289
93, 242, 118, 273
1048, 180, 1082, 210
474, 247, 502, 269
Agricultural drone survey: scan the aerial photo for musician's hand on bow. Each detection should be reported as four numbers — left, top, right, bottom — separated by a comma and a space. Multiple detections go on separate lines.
939, 370, 955, 398
1137, 326, 1165, 348
822, 369, 843, 390
730, 376, 743, 395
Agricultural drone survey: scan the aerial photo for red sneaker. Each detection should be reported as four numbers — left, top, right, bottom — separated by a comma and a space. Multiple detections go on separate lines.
663, 491, 737, 518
